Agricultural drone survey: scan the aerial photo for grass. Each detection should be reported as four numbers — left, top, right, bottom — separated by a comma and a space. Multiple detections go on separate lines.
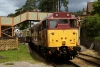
0, 44, 39, 63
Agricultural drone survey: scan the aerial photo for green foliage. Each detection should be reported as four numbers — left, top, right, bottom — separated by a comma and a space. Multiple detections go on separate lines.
91, 1, 100, 15
21, 0, 39, 12
18, 21, 30, 30
61, 0, 68, 11
72, 10, 83, 17
82, 15, 100, 40
38, 0, 68, 12
7, 13, 15, 17
38, 0, 57, 12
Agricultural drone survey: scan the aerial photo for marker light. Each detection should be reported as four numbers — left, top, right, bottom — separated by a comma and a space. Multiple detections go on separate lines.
57, 47, 59, 51
49, 51, 52, 55
67, 14, 69, 16
56, 14, 58, 16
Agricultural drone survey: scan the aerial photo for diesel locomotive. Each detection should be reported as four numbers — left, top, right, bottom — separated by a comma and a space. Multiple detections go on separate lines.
30, 12, 81, 61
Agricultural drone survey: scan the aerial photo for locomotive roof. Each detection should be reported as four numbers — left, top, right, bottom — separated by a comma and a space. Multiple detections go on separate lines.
45, 12, 77, 19
32, 12, 77, 28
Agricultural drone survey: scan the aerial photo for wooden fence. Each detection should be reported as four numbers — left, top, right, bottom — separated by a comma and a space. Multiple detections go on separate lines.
0, 37, 18, 50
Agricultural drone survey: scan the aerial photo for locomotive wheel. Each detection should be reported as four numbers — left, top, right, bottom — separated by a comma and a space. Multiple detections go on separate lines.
38, 45, 41, 54
70, 56, 74, 60
42, 50, 47, 58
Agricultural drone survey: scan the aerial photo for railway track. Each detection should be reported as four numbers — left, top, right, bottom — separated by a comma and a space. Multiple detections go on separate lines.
51, 62, 80, 67
28, 43, 100, 67
79, 53, 100, 60
51, 63, 58, 67
78, 53, 100, 66
70, 53, 100, 67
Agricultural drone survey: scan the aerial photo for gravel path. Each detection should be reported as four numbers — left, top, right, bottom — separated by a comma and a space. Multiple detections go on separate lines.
0, 61, 53, 67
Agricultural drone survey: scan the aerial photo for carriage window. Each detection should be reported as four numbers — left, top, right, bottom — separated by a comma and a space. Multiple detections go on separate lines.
58, 19, 68, 24
69, 19, 77, 28
49, 20, 57, 28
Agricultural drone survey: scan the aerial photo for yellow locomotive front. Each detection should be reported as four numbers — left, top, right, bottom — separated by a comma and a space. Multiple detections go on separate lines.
45, 12, 81, 60
48, 29, 78, 47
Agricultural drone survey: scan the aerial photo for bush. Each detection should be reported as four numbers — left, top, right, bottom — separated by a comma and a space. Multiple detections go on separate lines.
82, 14, 100, 41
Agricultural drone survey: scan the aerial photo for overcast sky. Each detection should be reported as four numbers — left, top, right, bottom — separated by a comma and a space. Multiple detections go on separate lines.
0, 0, 94, 16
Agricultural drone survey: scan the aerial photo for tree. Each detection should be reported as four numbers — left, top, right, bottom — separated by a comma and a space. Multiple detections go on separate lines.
38, 0, 68, 12
14, 0, 39, 16
38, 0, 57, 12
61, 0, 68, 11
7, 13, 15, 17
91, 1, 100, 15
82, 15, 100, 41
21, 0, 39, 12
72, 10, 83, 17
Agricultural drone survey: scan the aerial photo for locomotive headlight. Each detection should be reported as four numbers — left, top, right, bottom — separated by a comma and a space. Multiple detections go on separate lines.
67, 14, 69, 16
76, 42, 78, 46
49, 51, 52, 55
56, 14, 58, 16
68, 47, 73, 50
57, 47, 59, 51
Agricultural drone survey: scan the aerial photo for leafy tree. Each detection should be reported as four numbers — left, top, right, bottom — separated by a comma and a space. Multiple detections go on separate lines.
82, 15, 100, 41
14, 0, 39, 16
38, 0, 68, 12
21, 0, 39, 12
91, 1, 100, 15
61, 0, 68, 11
38, 0, 57, 12
72, 10, 83, 17
7, 13, 15, 17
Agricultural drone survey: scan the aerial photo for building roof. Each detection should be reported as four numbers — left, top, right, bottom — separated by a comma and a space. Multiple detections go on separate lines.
87, 2, 93, 12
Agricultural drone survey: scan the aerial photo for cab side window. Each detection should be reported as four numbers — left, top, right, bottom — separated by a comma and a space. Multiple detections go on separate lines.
69, 19, 77, 28
49, 20, 57, 28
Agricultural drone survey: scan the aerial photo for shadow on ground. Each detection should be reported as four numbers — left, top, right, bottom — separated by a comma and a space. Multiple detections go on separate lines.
27, 42, 46, 62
